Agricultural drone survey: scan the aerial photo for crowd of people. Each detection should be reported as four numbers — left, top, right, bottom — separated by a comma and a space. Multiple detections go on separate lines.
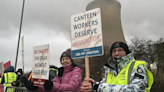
0, 41, 154, 92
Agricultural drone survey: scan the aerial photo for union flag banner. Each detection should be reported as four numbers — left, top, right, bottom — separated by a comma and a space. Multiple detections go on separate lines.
4, 61, 11, 70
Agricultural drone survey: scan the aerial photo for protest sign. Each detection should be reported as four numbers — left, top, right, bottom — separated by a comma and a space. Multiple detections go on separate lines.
4, 61, 11, 70
32, 44, 50, 86
71, 8, 103, 78
0, 62, 4, 76
21, 36, 24, 75
71, 8, 103, 59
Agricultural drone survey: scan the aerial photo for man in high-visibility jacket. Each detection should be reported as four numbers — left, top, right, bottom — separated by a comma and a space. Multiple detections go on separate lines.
1, 66, 17, 86
81, 41, 154, 92
1, 66, 17, 92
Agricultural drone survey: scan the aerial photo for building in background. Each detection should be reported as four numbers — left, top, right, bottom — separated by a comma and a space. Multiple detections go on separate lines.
74, 0, 127, 79
86, 0, 126, 47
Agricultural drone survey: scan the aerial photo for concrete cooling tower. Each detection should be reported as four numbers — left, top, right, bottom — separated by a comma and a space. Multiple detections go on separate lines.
86, 0, 126, 47
73, 0, 126, 71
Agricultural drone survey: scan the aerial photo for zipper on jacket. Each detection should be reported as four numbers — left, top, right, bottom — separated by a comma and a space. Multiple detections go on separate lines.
59, 77, 62, 83
115, 58, 118, 75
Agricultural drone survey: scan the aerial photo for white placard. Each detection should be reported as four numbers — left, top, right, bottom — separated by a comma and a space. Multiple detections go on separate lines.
71, 8, 103, 59
21, 36, 24, 66
32, 44, 50, 86
0, 62, 4, 76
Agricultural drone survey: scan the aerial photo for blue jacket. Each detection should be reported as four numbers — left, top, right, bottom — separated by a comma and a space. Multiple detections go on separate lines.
1, 66, 15, 84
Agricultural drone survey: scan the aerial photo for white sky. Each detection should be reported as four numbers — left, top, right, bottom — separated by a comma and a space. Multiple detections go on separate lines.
0, 0, 163, 72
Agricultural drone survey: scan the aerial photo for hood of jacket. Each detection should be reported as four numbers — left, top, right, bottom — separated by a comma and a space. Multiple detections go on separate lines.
104, 52, 135, 75
6, 66, 15, 72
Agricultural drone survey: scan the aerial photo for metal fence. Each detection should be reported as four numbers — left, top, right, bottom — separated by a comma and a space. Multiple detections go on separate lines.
1, 84, 27, 92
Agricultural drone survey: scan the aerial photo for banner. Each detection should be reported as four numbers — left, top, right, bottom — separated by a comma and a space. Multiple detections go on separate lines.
4, 61, 11, 70
71, 8, 103, 59
32, 44, 50, 86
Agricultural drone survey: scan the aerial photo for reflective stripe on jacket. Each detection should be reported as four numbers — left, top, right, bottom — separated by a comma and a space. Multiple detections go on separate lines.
106, 60, 154, 92
3, 72, 17, 86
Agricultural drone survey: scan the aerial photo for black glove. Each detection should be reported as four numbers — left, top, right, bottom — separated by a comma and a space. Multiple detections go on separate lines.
20, 76, 28, 86
44, 80, 53, 91
26, 81, 38, 91
92, 82, 99, 92
12, 81, 20, 87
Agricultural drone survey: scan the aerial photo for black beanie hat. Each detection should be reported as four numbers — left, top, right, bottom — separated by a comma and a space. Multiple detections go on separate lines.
60, 48, 73, 63
16, 68, 23, 75
110, 42, 131, 56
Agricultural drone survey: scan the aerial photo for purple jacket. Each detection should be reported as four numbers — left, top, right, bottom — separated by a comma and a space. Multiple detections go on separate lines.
36, 66, 82, 92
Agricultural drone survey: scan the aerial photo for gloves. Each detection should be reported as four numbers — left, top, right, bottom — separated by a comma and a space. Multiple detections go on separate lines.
92, 82, 99, 91
20, 76, 28, 86
26, 81, 38, 91
12, 81, 20, 87
44, 80, 53, 91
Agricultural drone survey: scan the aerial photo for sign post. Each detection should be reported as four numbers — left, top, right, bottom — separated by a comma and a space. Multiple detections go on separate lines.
71, 8, 103, 78
85, 57, 90, 78
21, 36, 24, 75
32, 44, 50, 86
0, 62, 4, 76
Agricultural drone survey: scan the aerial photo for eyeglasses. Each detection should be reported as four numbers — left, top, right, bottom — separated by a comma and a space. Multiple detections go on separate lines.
112, 49, 125, 54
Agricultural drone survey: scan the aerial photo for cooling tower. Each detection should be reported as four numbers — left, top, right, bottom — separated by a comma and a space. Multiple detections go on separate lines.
74, 0, 126, 74
86, 0, 126, 47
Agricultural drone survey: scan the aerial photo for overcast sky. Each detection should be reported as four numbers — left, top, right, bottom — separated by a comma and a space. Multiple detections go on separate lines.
0, 0, 163, 72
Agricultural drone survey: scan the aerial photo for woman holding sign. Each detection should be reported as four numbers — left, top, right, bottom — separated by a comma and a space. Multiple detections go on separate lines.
35, 48, 82, 92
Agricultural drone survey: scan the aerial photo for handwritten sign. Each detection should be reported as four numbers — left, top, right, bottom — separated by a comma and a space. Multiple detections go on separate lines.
32, 44, 50, 86
71, 8, 103, 59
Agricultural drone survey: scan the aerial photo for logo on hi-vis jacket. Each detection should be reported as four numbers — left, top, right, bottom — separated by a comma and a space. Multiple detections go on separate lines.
11, 73, 15, 79
11, 75, 14, 78
121, 70, 126, 75
118, 70, 126, 80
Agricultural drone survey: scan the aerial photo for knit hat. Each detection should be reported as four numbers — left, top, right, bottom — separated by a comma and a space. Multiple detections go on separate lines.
110, 42, 131, 56
16, 68, 23, 75
60, 48, 73, 63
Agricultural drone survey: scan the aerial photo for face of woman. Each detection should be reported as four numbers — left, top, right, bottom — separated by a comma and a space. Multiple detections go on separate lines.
61, 57, 72, 67
17, 72, 21, 75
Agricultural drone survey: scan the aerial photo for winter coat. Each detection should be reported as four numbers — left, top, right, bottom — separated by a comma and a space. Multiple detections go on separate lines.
11, 68, 24, 87
16, 68, 23, 81
97, 52, 150, 92
37, 64, 82, 92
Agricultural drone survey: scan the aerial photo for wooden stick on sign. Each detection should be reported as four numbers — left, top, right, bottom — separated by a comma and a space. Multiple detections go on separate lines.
85, 57, 90, 78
